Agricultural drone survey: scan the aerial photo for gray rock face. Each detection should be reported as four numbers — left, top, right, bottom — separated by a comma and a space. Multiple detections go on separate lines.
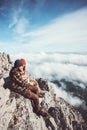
0, 52, 12, 79
0, 53, 87, 130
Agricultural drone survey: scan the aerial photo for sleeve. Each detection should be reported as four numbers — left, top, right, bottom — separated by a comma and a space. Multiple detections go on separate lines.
11, 70, 29, 89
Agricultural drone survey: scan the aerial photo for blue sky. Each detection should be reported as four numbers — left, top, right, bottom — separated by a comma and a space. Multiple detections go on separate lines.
0, 0, 87, 54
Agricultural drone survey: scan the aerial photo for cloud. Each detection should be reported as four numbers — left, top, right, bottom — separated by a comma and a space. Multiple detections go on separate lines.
51, 83, 83, 107
8, 16, 18, 29
2, 7, 87, 54
11, 52, 87, 84
19, 7, 87, 52
9, 15, 29, 35
8, 2, 29, 35
29, 55, 87, 84
13, 17, 29, 34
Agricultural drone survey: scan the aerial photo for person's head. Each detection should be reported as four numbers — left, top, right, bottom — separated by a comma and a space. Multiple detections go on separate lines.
14, 59, 24, 71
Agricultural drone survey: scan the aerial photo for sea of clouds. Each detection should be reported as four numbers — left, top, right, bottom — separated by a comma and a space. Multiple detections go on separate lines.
11, 52, 87, 108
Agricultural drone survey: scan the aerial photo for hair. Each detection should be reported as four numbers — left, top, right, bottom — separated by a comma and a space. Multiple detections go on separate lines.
14, 59, 23, 68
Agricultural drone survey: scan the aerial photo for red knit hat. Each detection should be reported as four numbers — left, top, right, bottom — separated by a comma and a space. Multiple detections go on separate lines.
21, 58, 26, 65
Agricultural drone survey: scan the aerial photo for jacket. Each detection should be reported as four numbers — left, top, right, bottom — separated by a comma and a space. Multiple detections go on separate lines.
9, 67, 29, 93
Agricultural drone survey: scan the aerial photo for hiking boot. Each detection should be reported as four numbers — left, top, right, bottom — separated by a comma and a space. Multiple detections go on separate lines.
37, 108, 48, 117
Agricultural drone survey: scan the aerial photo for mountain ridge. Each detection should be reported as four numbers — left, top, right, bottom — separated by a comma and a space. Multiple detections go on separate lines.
0, 52, 87, 130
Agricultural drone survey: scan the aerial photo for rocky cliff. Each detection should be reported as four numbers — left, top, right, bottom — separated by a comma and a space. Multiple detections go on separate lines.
0, 53, 87, 130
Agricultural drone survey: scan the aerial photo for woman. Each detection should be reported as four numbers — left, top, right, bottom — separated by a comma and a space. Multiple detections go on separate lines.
21, 58, 44, 97
9, 59, 47, 116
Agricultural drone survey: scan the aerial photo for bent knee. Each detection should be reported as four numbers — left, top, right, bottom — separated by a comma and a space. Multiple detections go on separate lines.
25, 89, 39, 100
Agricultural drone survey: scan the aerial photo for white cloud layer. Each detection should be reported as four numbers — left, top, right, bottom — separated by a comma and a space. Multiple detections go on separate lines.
11, 52, 87, 83
52, 83, 83, 107
12, 53, 87, 83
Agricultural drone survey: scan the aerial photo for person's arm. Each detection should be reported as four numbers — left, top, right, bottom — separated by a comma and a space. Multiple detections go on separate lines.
11, 69, 29, 88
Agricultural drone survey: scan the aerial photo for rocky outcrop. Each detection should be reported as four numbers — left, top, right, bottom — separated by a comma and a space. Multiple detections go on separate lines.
0, 52, 12, 79
0, 53, 87, 130
52, 79, 87, 123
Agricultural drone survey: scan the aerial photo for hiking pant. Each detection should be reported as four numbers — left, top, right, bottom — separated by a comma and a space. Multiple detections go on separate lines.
29, 80, 41, 96
24, 83, 41, 112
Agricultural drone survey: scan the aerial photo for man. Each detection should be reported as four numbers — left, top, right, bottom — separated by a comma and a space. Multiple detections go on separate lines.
9, 59, 47, 116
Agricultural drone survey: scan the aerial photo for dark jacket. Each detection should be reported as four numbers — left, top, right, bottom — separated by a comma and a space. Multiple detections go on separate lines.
9, 67, 29, 93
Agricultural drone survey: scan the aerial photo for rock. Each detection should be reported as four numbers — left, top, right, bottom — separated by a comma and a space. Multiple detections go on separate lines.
0, 84, 16, 130
37, 78, 49, 91
0, 52, 87, 130
0, 52, 12, 79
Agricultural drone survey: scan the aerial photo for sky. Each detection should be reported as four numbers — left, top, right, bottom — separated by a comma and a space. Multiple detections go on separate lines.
0, 0, 87, 54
